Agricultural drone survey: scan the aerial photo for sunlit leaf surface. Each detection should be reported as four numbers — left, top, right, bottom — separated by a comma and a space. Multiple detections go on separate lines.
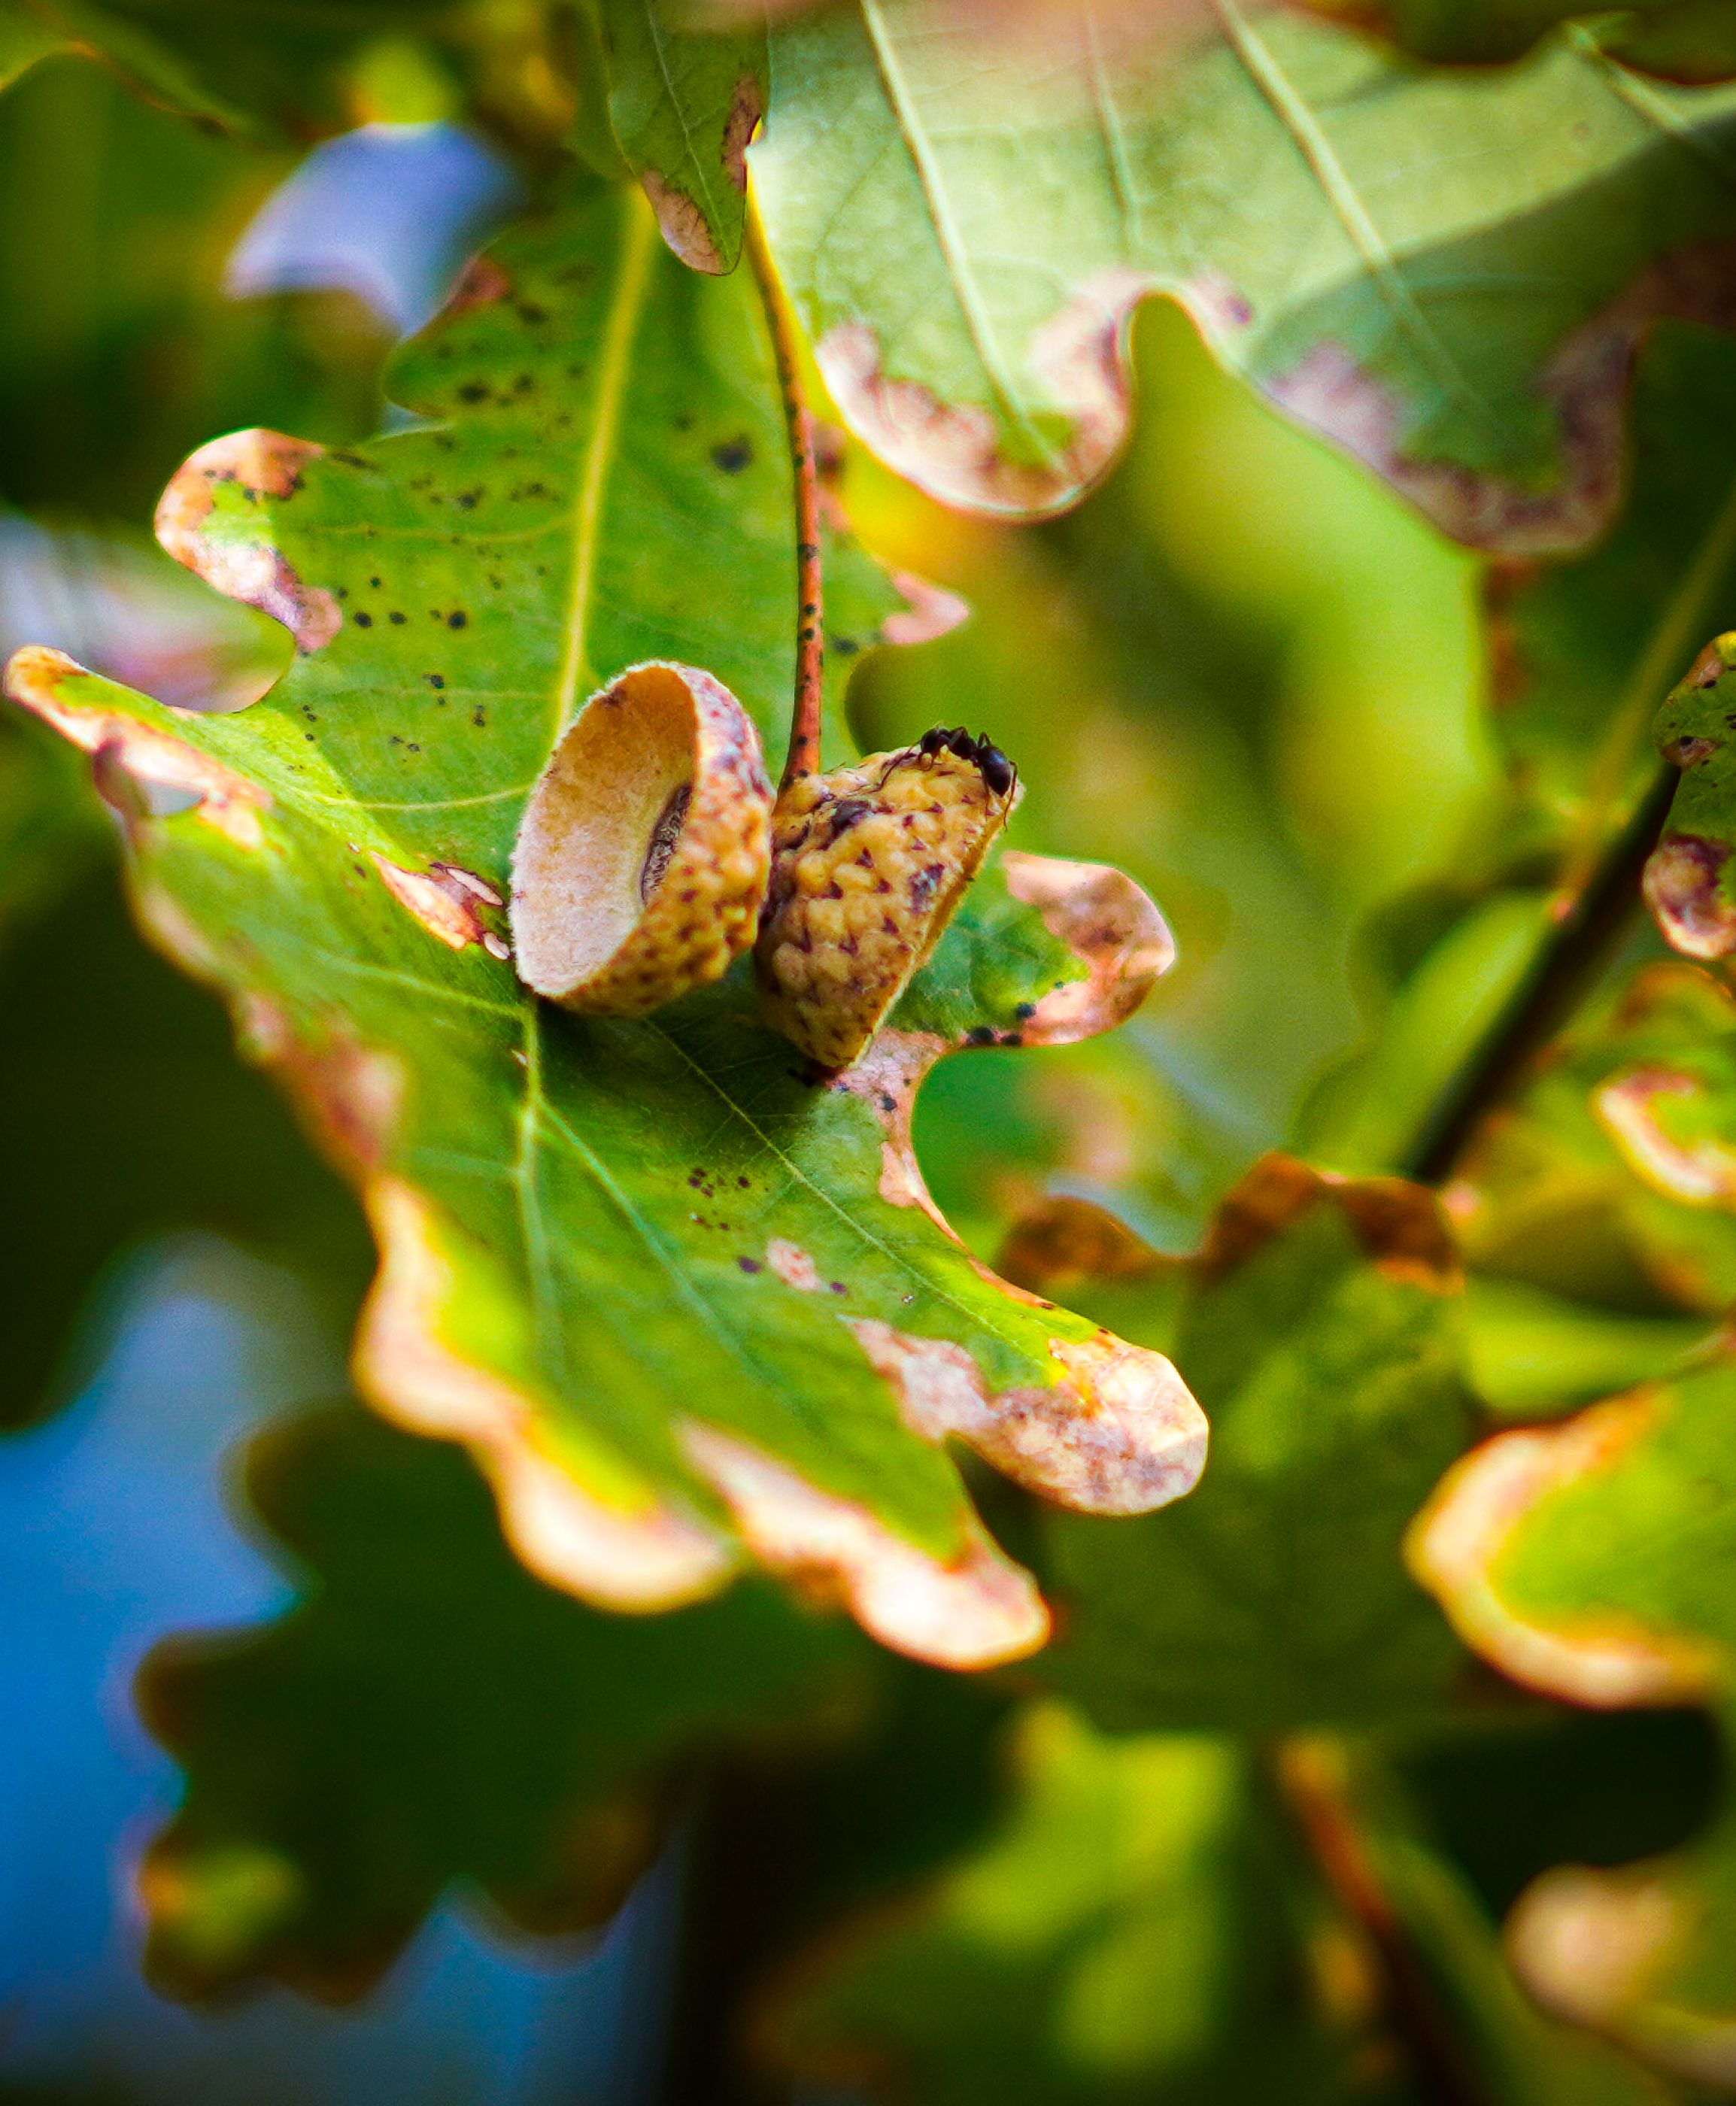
6, 179, 1206, 1668
754, 2, 1736, 543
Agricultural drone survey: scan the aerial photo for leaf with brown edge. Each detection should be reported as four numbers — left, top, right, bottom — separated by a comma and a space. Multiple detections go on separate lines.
137, 1399, 864, 2001
1646, 632, 1736, 959
4, 178, 1205, 1671
593, 0, 766, 275
753, 1, 1736, 546
1407, 1352, 1736, 2086
1447, 959, 1736, 1319
1022, 1155, 1476, 1732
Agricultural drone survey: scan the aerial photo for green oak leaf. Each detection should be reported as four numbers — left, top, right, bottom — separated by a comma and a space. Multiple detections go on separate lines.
593, 0, 765, 275
5, 178, 1206, 1670
1453, 959, 1736, 1319
137, 1399, 862, 2000
766, 1702, 1667, 2104
1018, 1156, 1473, 1731
1410, 1350, 1736, 2085
1643, 629, 1736, 960
751, 1, 1736, 542
1491, 325, 1736, 869
766, 1703, 1388, 2106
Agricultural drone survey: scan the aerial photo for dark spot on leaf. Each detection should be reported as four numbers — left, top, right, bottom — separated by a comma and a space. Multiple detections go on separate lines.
517, 302, 548, 324
369, 576, 381, 589
738, 1257, 762, 1273
389, 611, 405, 624
1015, 1001, 1036, 1020
426, 675, 445, 690
448, 611, 468, 629
354, 611, 374, 627
829, 1282, 847, 1294
457, 382, 488, 403
472, 706, 487, 727
967, 1026, 996, 1045
712, 436, 753, 473
831, 635, 860, 656
737, 1176, 749, 1189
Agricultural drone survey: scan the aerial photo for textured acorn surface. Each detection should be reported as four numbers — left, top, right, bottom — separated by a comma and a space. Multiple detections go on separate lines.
757, 744, 1019, 1069
511, 661, 772, 1015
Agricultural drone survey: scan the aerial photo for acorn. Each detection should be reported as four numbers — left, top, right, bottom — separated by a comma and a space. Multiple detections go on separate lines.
511, 662, 773, 1015
755, 727, 1021, 1070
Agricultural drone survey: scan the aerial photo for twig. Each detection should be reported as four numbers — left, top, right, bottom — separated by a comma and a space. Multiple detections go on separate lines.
744, 197, 824, 788
1274, 1740, 1487, 2106
1401, 762, 1678, 1183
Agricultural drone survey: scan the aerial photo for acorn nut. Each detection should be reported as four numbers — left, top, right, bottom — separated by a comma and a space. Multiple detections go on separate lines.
756, 728, 1021, 1070
511, 661, 773, 1015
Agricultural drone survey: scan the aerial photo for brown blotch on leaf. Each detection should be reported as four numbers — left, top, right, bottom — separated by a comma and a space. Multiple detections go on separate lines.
1267, 241, 1736, 556
1000, 851, 1175, 1044
155, 430, 341, 654
817, 269, 1149, 520
372, 854, 505, 953
5, 645, 271, 848
1197, 1153, 1459, 1293
511, 660, 772, 1015
997, 1194, 1162, 1295
1644, 833, 1736, 959
848, 1316, 1206, 1518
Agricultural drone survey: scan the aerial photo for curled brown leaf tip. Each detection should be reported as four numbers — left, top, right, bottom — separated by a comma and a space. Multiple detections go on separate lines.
4, 645, 271, 849
848, 1317, 1206, 1517
1406, 1394, 1717, 1707
678, 1420, 1049, 1668
1644, 834, 1736, 959
997, 1194, 1162, 1294
511, 660, 772, 1015
1001, 851, 1175, 1045
155, 431, 341, 654
1197, 1154, 1459, 1291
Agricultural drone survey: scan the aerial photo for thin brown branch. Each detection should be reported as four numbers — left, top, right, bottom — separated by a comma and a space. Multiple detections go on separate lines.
745, 196, 824, 788
1401, 763, 1677, 1183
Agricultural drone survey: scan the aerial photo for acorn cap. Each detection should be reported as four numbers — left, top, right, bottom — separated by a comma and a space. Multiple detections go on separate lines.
511, 661, 773, 1015
757, 740, 1020, 1070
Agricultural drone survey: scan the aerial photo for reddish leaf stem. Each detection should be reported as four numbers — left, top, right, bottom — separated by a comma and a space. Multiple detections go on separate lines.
1274, 1740, 1489, 2106
745, 197, 824, 788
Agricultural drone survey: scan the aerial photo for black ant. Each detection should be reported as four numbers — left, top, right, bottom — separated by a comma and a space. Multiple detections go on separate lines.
915, 725, 1017, 797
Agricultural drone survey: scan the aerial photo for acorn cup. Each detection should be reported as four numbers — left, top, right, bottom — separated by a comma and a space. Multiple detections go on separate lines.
511, 662, 774, 1015
755, 729, 1022, 1071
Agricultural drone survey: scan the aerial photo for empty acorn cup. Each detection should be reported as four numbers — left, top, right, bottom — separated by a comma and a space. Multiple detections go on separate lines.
756, 727, 1022, 1070
511, 661, 774, 1014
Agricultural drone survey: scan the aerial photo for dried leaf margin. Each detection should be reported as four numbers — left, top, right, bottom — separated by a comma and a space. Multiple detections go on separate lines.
752, 2, 1736, 547
3, 181, 1206, 1671
1409, 1355, 1736, 2084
